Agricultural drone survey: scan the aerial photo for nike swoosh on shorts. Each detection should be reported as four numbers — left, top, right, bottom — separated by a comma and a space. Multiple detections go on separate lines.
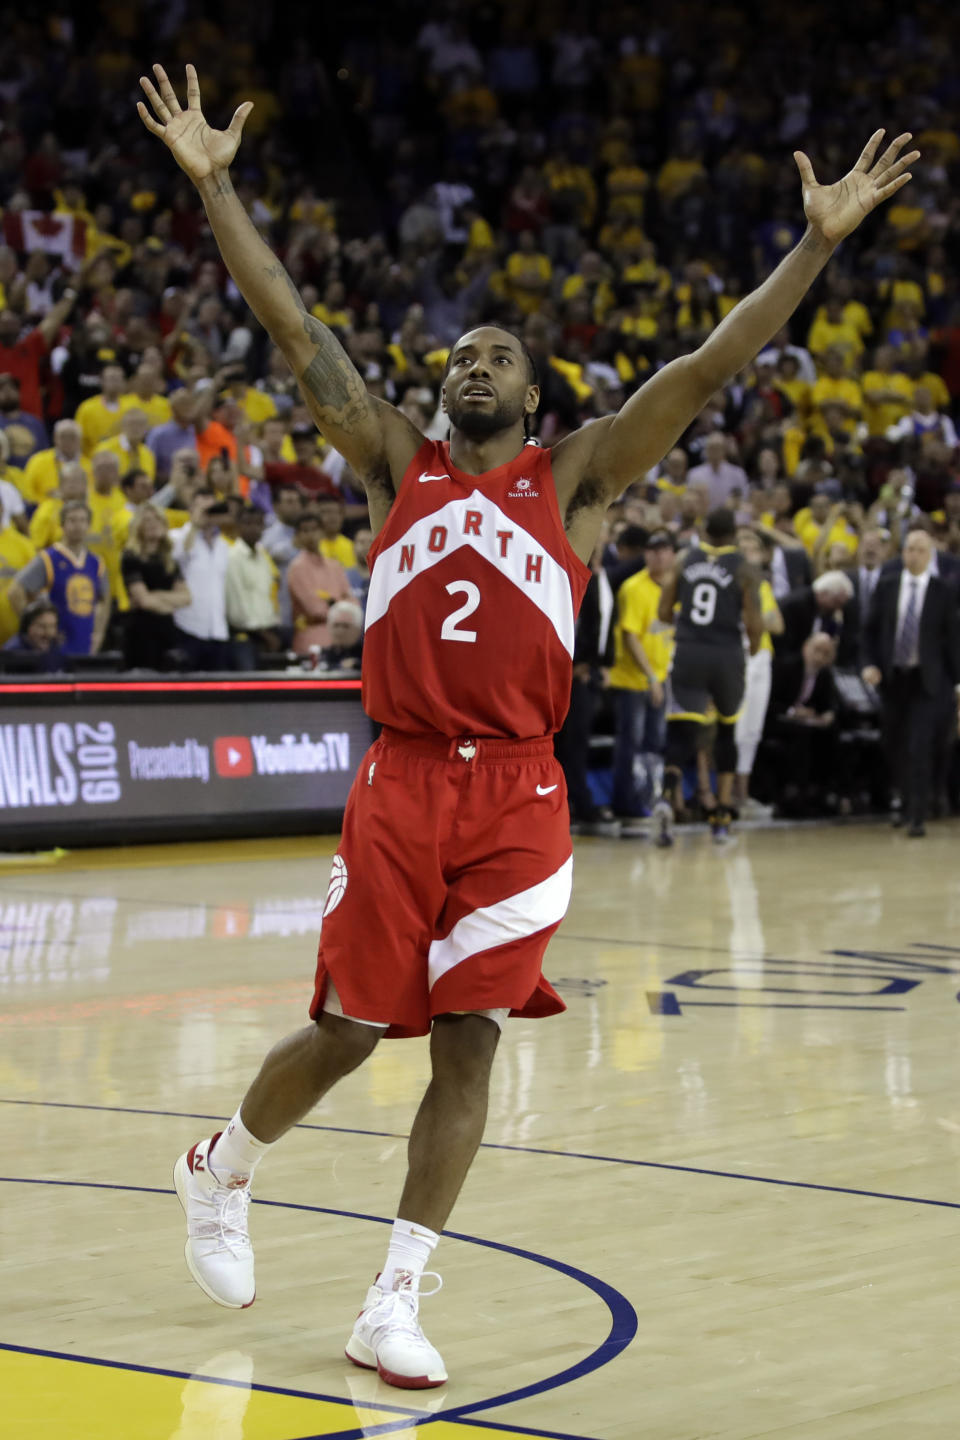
536, 784, 558, 795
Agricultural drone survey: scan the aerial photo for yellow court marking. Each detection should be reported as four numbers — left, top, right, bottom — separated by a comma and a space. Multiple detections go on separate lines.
0, 833, 341, 876
3, 1348, 547, 1439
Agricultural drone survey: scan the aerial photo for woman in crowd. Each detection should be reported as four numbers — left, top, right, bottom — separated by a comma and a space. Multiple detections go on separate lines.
121, 505, 191, 670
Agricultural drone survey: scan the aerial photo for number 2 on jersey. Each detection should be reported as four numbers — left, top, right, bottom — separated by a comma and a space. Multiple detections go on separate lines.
441, 580, 480, 643
690, 582, 717, 626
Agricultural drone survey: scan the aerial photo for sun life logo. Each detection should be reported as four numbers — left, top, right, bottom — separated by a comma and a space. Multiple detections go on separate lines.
508, 476, 539, 499
323, 854, 349, 917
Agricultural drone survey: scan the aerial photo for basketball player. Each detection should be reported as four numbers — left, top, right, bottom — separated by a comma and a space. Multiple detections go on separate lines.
655, 507, 762, 845
138, 64, 917, 1388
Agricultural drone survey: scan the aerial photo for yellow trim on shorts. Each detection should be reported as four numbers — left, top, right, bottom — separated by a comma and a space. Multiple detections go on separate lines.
668, 710, 710, 724
716, 710, 742, 725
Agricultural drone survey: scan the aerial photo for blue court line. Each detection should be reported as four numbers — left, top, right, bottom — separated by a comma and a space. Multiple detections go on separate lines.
4, 1097, 960, 1215
0, 1339, 600, 1440
0, 1178, 633, 1438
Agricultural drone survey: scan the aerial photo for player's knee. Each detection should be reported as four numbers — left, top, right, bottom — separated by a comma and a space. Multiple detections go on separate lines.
313, 1012, 381, 1072
430, 1013, 500, 1091
714, 723, 737, 774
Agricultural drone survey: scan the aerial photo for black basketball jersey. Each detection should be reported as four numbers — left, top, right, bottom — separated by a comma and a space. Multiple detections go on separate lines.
674, 545, 747, 648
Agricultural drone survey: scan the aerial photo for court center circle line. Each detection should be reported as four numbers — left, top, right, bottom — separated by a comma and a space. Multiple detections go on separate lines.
0, 1175, 637, 1437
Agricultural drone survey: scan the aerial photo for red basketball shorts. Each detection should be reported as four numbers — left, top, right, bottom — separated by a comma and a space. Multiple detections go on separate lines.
309, 727, 573, 1039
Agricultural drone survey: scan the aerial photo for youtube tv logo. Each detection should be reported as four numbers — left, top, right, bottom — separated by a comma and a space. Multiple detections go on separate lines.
214, 736, 253, 778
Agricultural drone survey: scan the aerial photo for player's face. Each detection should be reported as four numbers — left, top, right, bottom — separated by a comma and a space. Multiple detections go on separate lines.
443, 330, 538, 440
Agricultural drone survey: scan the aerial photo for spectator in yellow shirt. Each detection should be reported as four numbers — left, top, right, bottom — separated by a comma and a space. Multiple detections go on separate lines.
310, 280, 353, 333
0, 491, 36, 644
314, 495, 356, 569
811, 348, 863, 438
607, 532, 675, 820
29, 463, 89, 548
902, 350, 951, 411
505, 231, 552, 316
807, 297, 864, 372
95, 407, 156, 480
75, 363, 131, 454
219, 369, 278, 426
123, 361, 172, 429
23, 420, 92, 503
793, 490, 859, 558
860, 345, 914, 436
86, 450, 128, 601
775, 352, 813, 425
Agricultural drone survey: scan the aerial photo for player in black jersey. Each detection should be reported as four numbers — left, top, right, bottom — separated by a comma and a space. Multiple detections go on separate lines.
655, 507, 762, 845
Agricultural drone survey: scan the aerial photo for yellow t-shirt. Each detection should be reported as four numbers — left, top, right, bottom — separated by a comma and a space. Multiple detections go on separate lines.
94, 435, 157, 481
75, 394, 134, 454
29, 498, 66, 550
793, 508, 859, 557
913, 372, 950, 410
239, 388, 278, 426
86, 488, 130, 602
0, 525, 36, 644
807, 316, 864, 366
758, 579, 782, 655
23, 450, 93, 504
861, 370, 914, 436
811, 376, 863, 434
320, 534, 356, 569
122, 392, 172, 429
608, 569, 673, 691
505, 251, 552, 314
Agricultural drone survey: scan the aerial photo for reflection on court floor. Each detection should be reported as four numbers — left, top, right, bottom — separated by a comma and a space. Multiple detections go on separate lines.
5, 824, 960, 1439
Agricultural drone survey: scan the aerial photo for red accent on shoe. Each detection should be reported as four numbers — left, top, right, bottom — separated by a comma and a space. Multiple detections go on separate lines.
345, 1348, 376, 1371
376, 1364, 445, 1390
241, 1292, 256, 1309
187, 1132, 222, 1175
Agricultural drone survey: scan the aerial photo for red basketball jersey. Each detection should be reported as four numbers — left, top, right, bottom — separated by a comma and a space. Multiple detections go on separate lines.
363, 439, 591, 739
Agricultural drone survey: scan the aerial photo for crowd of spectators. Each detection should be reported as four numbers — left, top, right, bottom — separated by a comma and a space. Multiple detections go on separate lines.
0, 2, 957, 814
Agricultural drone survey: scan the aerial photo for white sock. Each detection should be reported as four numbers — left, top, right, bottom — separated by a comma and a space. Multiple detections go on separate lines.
380, 1218, 439, 1291
209, 1108, 272, 1185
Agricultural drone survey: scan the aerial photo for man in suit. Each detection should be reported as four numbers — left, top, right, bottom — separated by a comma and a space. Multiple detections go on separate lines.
555, 541, 617, 833
852, 527, 892, 633
863, 529, 960, 835
767, 632, 839, 813
776, 569, 861, 666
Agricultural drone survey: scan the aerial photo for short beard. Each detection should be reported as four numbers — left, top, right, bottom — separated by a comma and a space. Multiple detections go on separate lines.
447, 397, 518, 440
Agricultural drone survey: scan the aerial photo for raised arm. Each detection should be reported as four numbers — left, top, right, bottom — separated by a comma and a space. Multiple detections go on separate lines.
137, 65, 423, 529
571, 131, 919, 501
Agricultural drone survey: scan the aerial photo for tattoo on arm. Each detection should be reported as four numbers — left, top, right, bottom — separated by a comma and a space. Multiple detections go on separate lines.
208, 173, 234, 200
263, 261, 306, 313
299, 315, 372, 437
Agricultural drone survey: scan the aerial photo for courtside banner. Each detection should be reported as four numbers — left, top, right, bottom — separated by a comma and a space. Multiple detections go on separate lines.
0, 697, 372, 825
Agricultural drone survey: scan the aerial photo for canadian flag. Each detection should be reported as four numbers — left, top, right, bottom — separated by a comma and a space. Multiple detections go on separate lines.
3, 211, 87, 268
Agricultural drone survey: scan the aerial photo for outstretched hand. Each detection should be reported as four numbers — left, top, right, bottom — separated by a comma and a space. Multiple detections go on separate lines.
137, 63, 252, 185
794, 130, 920, 247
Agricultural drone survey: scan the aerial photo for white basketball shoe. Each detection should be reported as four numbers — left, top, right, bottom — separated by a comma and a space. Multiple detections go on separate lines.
173, 1133, 256, 1309
345, 1272, 447, 1388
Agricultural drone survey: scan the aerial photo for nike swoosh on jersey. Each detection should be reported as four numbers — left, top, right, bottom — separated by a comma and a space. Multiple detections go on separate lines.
536, 784, 558, 795
418, 473, 450, 483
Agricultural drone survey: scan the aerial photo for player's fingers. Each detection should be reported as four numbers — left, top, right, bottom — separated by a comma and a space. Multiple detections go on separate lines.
226, 101, 254, 141
185, 63, 202, 110
853, 129, 884, 172
152, 63, 182, 115
874, 132, 913, 172
139, 75, 170, 123
875, 171, 913, 202
878, 150, 920, 184
136, 100, 165, 137
793, 151, 818, 189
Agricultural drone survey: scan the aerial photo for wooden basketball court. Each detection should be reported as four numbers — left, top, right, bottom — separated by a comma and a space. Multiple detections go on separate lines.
3, 821, 960, 1438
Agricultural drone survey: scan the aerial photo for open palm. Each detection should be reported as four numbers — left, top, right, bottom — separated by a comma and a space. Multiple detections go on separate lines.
137, 64, 252, 182
794, 130, 920, 246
